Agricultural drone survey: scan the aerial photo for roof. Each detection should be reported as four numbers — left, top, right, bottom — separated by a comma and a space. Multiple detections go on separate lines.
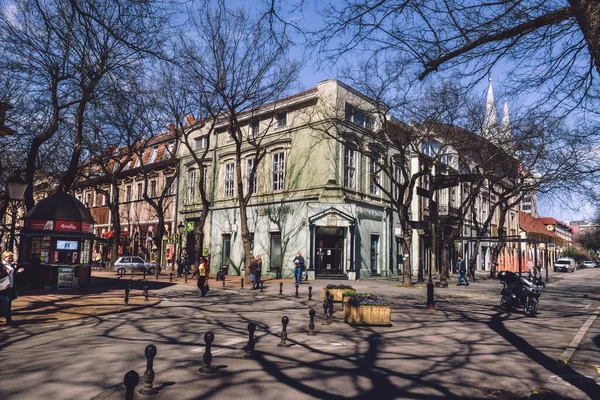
519, 212, 561, 240
538, 217, 557, 225
23, 191, 95, 223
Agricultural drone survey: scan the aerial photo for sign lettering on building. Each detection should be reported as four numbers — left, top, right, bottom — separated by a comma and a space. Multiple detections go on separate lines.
357, 207, 383, 221
55, 220, 81, 232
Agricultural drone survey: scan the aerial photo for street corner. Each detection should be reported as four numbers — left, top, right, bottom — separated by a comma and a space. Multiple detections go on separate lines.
7, 290, 161, 325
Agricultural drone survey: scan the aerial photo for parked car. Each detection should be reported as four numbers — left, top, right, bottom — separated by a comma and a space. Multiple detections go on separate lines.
553, 258, 576, 273
113, 256, 156, 275
582, 261, 596, 269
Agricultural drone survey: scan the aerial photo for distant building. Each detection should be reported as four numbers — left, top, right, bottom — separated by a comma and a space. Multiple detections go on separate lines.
565, 220, 598, 237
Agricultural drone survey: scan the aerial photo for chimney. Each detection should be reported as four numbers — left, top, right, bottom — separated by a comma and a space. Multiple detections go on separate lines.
185, 115, 195, 126
166, 123, 175, 131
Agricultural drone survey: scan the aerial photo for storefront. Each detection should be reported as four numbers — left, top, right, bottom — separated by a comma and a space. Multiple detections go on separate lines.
17, 192, 97, 289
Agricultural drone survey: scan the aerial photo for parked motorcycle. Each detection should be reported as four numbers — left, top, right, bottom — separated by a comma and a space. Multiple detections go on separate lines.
498, 270, 545, 317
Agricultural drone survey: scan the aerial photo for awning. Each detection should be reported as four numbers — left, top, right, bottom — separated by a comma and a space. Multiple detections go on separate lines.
102, 231, 131, 239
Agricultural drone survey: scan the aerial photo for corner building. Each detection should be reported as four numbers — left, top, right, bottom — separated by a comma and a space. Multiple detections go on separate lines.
178, 80, 401, 280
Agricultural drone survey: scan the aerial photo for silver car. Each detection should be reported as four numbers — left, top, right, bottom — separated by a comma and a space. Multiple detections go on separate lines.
113, 256, 156, 275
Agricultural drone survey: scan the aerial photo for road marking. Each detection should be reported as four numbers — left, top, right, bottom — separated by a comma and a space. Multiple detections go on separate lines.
559, 304, 600, 364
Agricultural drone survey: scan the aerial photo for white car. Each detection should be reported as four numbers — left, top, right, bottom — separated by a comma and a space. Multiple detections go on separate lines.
553, 258, 576, 273
113, 256, 156, 275
582, 261, 596, 269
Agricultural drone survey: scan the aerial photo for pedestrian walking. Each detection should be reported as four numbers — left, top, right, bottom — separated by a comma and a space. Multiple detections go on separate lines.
527, 259, 534, 276
1, 251, 24, 325
196, 257, 210, 297
255, 255, 263, 287
293, 251, 305, 285
456, 256, 469, 286
248, 255, 258, 289
182, 249, 190, 275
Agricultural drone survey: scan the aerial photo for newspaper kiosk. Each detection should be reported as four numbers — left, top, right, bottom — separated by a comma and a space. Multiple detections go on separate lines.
18, 192, 96, 289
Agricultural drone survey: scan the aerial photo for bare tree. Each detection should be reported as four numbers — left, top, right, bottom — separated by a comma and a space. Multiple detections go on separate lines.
172, 1, 300, 278
311, 0, 600, 114
0, 0, 168, 210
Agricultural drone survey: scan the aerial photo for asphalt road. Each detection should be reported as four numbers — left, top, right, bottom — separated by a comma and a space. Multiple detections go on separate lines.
1, 268, 599, 400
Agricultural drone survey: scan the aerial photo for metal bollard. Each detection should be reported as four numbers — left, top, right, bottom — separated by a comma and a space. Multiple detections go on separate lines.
260, 280, 264, 292
131, 269, 134, 279
169, 273, 172, 282
322, 301, 330, 325
308, 309, 316, 336
124, 286, 130, 305
241, 278, 244, 289
279, 282, 283, 296
143, 269, 147, 281
308, 286, 312, 301
184, 272, 188, 283
144, 284, 149, 302
139, 344, 158, 395
278, 316, 290, 347
199, 331, 216, 374
295, 284, 299, 298
244, 322, 256, 359
156, 269, 159, 280
124, 370, 140, 400
328, 293, 334, 319
222, 276, 226, 287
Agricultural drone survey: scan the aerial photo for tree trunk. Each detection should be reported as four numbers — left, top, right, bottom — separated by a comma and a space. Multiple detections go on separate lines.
109, 181, 121, 265
490, 208, 508, 278
469, 235, 483, 281
401, 231, 412, 287
569, 0, 600, 76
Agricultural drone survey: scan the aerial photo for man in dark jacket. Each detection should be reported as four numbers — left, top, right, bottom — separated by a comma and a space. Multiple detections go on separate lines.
456, 256, 469, 286
293, 251, 305, 285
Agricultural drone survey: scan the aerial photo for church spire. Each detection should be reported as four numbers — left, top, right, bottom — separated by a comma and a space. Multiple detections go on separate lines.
482, 76, 499, 139
501, 100, 514, 152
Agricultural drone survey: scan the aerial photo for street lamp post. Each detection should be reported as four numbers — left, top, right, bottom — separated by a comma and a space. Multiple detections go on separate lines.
6, 171, 28, 253
177, 221, 185, 261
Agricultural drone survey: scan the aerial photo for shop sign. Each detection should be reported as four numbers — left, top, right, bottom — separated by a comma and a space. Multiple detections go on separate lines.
202, 248, 209, 256
58, 267, 75, 273
186, 221, 195, 232
56, 220, 81, 232
357, 207, 383, 221
82, 222, 94, 233
30, 220, 54, 230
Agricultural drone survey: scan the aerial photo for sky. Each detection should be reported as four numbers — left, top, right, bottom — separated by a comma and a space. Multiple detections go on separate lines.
278, 1, 593, 223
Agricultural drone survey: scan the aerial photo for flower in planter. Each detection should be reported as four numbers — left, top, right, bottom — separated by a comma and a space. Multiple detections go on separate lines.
343, 290, 358, 297
349, 297, 390, 307
326, 284, 354, 290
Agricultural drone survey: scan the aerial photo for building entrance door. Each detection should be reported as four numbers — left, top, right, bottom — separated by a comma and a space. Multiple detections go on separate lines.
315, 227, 344, 275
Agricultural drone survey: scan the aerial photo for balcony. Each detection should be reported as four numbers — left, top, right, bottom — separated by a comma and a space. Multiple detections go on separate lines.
438, 205, 459, 225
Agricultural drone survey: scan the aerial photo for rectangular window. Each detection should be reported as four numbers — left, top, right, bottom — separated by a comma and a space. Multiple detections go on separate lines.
85, 192, 91, 207
150, 180, 157, 198
394, 162, 403, 198
370, 235, 379, 273
167, 140, 175, 158
250, 121, 259, 139
195, 136, 208, 150
94, 191, 100, 207
272, 152, 285, 191
246, 158, 257, 195
270, 232, 282, 272
188, 169, 196, 203
137, 183, 143, 200
202, 166, 208, 192
344, 146, 356, 188
165, 177, 173, 195
370, 158, 380, 195
103, 191, 108, 205
222, 234, 231, 266
126, 185, 132, 202
276, 112, 287, 128
345, 103, 374, 130
224, 162, 235, 198
148, 146, 159, 164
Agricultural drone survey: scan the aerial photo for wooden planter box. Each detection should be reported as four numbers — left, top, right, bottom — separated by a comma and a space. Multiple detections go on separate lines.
344, 303, 392, 326
323, 288, 355, 302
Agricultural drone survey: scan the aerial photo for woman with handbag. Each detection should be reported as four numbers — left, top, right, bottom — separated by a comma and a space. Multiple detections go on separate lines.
1, 251, 24, 325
